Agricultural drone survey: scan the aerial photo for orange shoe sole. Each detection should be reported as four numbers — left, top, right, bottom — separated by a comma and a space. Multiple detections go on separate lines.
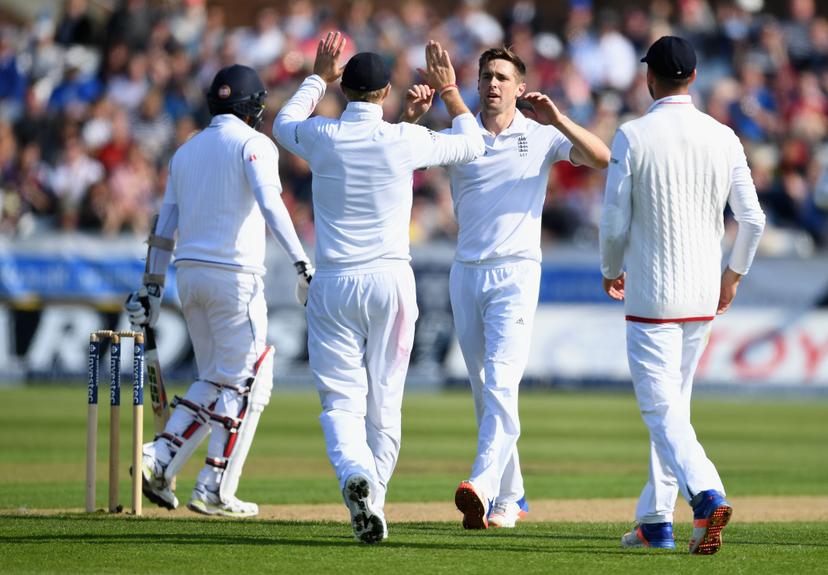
455, 482, 488, 529
690, 505, 732, 555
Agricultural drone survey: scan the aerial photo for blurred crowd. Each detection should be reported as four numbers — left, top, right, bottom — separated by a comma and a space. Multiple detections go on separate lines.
1, 0, 827, 255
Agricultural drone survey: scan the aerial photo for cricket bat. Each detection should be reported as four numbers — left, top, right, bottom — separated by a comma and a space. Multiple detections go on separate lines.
142, 321, 176, 490
144, 324, 169, 433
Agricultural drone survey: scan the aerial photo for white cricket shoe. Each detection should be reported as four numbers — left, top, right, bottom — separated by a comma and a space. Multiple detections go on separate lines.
138, 448, 178, 510
488, 500, 528, 528
187, 484, 258, 518
343, 474, 387, 544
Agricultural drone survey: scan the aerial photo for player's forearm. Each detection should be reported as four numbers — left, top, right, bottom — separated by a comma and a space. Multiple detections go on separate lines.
449, 113, 485, 163
599, 226, 626, 280
727, 163, 766, 274
272, 75, 326, 150
400, 109, 424, 124
253, 184, 308, 263
440, 89, 472, 119
145, 203, 178, 284
554, 115, 610, 169
599, 139, 631, 279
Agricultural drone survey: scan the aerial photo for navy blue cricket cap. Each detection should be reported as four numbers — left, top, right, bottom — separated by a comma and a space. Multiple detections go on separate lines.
208, 64, 265, 107
640, 36, 697, 80
341, 52, 390, 92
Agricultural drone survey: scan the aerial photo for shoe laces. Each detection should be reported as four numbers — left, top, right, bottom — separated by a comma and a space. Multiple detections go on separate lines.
491, 502, 513, 516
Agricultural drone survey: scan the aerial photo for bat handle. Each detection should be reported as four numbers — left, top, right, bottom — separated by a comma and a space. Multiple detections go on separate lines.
138, 295, 157, 349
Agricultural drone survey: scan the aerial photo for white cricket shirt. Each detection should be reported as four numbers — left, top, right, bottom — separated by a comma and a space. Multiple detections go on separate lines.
445, 110, 574, 263
600, 95, 766, 321
162, 114, 307, 275
273, 75, 484, 273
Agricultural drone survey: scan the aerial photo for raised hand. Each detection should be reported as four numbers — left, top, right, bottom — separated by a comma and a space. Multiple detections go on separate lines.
313, 31, 347, 83
417, 40, 457, 92
401, 84, 435, 123
522, 92, 565, 127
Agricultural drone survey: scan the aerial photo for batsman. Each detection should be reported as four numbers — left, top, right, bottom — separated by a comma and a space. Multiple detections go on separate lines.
125, 64, 313, 517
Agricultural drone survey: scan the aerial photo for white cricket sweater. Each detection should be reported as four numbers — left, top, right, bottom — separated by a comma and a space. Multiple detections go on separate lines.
163, 114, 307, 275
273, 75, 484, 273
600, 95, 765, 321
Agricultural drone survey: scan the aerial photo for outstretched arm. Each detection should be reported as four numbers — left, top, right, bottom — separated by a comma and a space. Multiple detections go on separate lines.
273, 31, 347, 158
523, 92, 610, 169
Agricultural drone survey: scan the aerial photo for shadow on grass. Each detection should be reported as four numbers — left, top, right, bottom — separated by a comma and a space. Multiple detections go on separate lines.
2, 515, 826, 553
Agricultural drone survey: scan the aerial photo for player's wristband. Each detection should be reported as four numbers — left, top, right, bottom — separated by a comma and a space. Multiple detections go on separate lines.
439, 83, 458, 98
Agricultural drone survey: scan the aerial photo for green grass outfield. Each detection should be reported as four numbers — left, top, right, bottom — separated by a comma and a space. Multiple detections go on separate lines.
1, 386, 827, 573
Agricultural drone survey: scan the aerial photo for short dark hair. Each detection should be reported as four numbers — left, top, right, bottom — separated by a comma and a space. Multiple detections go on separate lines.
342, 85, 387, 103
651, 71, 693, 90
478, 47, 526, 80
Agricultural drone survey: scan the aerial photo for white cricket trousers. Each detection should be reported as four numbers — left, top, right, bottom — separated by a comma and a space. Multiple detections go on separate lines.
627, 320, 725, 524
307, 264, 418, 511
155, 266, 268, 492
449, 259, 540, 504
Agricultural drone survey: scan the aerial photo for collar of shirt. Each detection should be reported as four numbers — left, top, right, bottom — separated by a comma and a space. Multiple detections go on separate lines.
646, 94, 694, 114
341, 101, 383, 121
209, 114, 250, 129
475, 109, 528, 137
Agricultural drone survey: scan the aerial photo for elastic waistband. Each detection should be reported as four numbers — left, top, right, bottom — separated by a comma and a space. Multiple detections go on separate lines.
453, 255, 537, 269
175, 259, 263, 276
315, 260, 411, 277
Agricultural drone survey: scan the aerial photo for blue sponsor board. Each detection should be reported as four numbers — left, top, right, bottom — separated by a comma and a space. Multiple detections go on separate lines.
538, 267, 615, 304
0, 252, 604, 304
0, 254, 177, 302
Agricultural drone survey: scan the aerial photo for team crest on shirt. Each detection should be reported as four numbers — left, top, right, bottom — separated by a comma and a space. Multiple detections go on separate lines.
249, 154, 257, 161
518, 136, 528, 157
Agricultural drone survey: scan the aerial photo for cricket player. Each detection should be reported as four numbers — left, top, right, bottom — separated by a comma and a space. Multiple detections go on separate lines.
125, 64, 313, 518
273, 32, 484, 543
600, 36, 765, 553
403, 46, 610, 529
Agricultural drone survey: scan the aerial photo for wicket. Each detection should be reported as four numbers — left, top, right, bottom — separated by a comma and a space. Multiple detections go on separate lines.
85, 330, 145, 515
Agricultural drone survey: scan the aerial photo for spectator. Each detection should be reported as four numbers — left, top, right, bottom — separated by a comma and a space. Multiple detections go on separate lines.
106, 51, 149, 112
49, 135, 104, 230
131, 88, 174, 164
236, 7, 285, 68
98, 108, 132, 172
55, 0, 97, 47
103, 143, 154, 234
597, 9, 637, 91
0, 0, 824, 250
1, 142, 55, 235
0, 30, 26, 122
47, 46, 102, 115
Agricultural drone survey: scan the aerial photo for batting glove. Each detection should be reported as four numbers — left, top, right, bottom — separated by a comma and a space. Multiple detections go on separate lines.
294, 260, 314, 306
125, 283, 163, 330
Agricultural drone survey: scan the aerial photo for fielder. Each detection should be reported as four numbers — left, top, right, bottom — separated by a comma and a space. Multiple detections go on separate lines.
403, 46, 610, 529
125, 64, 313, 518
600, 36, 765, 553
273, 32, 484, 543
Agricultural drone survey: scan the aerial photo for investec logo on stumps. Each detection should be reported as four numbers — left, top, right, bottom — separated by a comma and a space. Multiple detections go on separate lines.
133, 345, 144, 405
110, 343, 120, 406
87, 342, 99, 405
